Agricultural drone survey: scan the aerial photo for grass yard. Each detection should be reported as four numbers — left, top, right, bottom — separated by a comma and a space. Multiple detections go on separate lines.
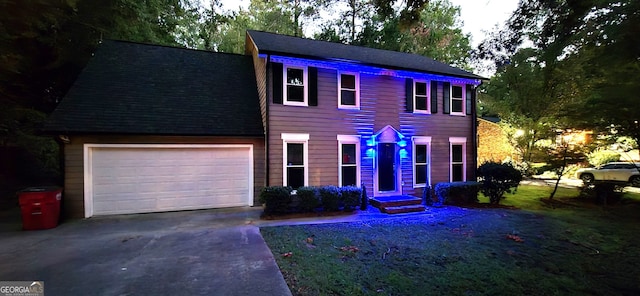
261, 184, 640, 295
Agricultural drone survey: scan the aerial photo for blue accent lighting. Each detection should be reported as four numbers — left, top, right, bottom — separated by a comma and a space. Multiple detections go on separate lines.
366, 148, 376, 158
397, 140, 407, 148
399, 148, 409, 159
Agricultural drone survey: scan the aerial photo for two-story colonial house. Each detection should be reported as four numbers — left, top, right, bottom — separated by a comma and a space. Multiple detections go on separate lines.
46, 30, 484, 218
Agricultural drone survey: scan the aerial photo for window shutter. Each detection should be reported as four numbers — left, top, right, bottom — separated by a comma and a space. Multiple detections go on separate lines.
465, 84, 474, 115
308, 67, 318, 106
272, 62, 283, 104
430, 81, 438, 113
405, 78, 413, 112
443, 82, 450, 114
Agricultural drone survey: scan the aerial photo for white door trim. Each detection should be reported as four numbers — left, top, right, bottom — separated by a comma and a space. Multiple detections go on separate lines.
373, 141, 402, 197
83, 144, 254, 218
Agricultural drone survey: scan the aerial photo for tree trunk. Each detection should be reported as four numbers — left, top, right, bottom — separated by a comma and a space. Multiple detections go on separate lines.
549, 146, 568, 199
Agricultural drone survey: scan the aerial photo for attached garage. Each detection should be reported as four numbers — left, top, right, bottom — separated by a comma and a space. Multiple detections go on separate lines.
84, 144, 254, 217
44, 40, 266, 218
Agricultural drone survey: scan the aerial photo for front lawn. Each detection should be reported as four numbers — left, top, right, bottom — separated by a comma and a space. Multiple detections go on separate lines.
260, 185, 640, 295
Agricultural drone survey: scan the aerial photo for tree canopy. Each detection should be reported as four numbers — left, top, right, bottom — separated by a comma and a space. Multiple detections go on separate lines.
479, 0, 640, 147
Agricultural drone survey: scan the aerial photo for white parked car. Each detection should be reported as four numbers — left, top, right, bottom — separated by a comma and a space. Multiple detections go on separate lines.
576, 162, 640, 187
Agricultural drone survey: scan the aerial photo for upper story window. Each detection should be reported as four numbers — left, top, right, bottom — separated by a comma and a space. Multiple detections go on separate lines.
338, 72, 360, 109
414, 80, 430, 113
284, 66, 308, 106
451, 84, 465, 115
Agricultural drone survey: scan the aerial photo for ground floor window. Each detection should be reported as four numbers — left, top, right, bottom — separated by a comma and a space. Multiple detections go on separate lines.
412, 136, 431, 187
337, 135, 360, 186
282, 133, 309, 189
449, 137, 466, 182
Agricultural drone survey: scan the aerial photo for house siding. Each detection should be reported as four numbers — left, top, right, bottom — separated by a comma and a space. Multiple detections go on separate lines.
62, 135, 265, 218
246, 36, 268, 132
267, 63, 477, 198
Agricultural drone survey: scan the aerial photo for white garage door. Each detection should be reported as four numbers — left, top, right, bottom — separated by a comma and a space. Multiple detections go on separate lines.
84, 144, 253, 217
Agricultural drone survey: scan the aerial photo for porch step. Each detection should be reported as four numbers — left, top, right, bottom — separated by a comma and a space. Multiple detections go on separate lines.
381, 205, 426, 214
370, 195, 425, 214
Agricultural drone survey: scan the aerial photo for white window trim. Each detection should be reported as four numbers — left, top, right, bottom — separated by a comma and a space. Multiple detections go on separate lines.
412, 136, 432, 188
337, 135, 361, 187
282, 133, 309, 187
450, 83, 465, 116
449, 137, 467, 182
338, 72, 360, 109
413, 80, 430, 114
283, 65, 308, 106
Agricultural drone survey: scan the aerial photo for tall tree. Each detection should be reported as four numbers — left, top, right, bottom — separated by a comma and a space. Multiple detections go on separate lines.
479, 0, 640, 146
0, 0, 198, 180
316, 0, 471, 68
209, 0, 321, 53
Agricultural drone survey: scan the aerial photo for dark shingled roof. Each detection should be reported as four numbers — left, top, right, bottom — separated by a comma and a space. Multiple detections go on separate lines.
247, 30, 485, 80
45, 40, 263, 136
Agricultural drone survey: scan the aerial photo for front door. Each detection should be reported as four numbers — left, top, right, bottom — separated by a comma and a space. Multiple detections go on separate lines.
378, 143, 397, 193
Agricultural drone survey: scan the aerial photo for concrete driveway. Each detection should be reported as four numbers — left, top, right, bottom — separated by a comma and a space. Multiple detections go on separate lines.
0, 207, 292, 296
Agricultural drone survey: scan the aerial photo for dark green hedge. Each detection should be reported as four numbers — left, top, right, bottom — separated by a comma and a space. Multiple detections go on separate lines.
434, 181, 481, 205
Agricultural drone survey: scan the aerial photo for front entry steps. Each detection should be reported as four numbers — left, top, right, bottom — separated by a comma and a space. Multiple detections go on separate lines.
370, 195, 425, 214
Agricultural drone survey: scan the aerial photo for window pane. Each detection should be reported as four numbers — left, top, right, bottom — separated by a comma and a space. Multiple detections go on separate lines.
452, 144, 463, 162
287, 85, 304, 102
452, 85, 463, 98
452, 164, 463, 182
415, 164, 427, 184
452, 99, 463, 113
287, 143, 304, 165
342, 144, 357, 164
416, 82, 427, 96
341, 74, 355, 89
288, 167, 305, 189
416, 144, 427, 163
415, 97, 427, 110
287, 68, 304, 85
341, 90, 356, 105
342, 166, 357, 186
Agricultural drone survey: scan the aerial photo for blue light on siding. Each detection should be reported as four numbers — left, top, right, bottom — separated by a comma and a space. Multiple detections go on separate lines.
399, 148, 409, 159
366, 148, 376, 158
269, 55, 482, 86
397, 140, 407, 148
366, 138, 376, 147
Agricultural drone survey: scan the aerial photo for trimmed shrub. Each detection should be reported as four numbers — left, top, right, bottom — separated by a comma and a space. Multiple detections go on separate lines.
319, 185, 341, 211
587, 148, 620, 167
259, 186, 292, 214
295, 186, 320, 212
434, 181, 481, 205
340, 186, 362, 211
477, 162, 522, 204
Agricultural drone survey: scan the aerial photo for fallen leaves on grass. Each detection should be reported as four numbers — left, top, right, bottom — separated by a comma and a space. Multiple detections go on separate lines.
282, 252, 293, 257
506, 234, 524, 242
338, 245, 360, 253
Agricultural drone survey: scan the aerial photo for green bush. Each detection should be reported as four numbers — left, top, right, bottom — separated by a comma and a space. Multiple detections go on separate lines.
259, 186, 292, 214
477, 162, 522, 204
434, 181, 480, 205
340, 186, 362, 211
296, 186, 320, 212
587, 148, 620, 167
319, 185, 341, 211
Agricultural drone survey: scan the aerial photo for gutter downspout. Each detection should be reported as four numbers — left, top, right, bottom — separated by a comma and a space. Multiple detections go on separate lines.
265, 54, 271, 187
472, 81, 483, 181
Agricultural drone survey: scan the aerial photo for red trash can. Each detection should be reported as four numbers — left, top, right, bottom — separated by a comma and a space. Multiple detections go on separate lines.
18, 187, 63, 230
